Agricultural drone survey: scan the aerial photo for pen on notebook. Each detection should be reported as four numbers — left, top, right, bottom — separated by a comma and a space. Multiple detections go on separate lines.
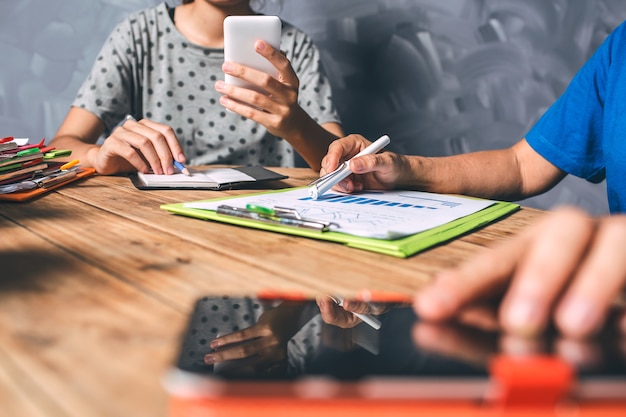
124, 114, 190, 176
173, 160, 191, 176
308, 134, 391, 200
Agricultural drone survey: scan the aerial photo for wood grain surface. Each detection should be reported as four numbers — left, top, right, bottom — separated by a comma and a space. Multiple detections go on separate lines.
0, 167, 545, 417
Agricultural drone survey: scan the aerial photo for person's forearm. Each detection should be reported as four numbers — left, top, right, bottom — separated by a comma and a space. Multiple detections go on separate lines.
403, 148, 527, 201
49, 134, 99, 168
282, 109, 341, 171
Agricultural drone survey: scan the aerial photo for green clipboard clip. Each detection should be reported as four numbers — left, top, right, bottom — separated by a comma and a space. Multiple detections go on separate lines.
43, 149, 72, 159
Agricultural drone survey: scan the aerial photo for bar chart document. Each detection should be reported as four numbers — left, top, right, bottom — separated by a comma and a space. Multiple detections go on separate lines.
183, 188, 495, 239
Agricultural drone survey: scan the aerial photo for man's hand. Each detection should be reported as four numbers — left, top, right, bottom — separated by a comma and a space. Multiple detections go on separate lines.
414, 207, 626, 339
320, 134, 414, 192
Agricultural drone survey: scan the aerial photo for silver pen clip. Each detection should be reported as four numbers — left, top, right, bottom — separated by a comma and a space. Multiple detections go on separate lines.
216, 204, 336, 232
32, 167, 79, 188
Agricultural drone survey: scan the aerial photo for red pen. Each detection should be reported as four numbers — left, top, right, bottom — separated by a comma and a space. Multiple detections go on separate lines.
39, 146, 56, 154
0, 137, 14, 144
16, 138, 45, 151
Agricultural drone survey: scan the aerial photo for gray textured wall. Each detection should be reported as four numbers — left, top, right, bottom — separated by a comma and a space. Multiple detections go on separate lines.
2, 0, 625, 214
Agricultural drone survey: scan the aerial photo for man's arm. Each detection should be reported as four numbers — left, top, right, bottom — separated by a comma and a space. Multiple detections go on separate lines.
321, 135, 566, 201
410, 139, 567, 200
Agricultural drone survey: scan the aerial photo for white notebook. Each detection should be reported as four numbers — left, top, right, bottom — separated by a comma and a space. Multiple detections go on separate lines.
132, 166, 287, 190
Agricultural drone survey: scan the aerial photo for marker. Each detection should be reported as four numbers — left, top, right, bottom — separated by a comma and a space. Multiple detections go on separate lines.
16, 147, 41, 157
173, 160, 191, 176
245, 203, 274, 216
60, 159, 80, 171
216, 204, 330, 231
308, 135, 390, 199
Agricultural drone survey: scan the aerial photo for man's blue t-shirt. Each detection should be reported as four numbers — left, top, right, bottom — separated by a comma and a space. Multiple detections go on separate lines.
526, 22, 626, 213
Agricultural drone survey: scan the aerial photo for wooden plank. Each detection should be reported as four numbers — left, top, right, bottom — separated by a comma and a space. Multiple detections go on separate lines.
60, 167, 311, 205
38, 185, 433, 293
0, 168, 546, 417
1, 173, 545, 301
29, 172, 546, 299
0, 345, 63, 417
0, 216, 182, 417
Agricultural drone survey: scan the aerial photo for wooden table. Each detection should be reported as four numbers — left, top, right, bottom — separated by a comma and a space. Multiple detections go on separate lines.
0, 168, 544, 417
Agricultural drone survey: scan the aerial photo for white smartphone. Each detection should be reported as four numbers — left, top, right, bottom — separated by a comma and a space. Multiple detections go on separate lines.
223, 15, 281, 93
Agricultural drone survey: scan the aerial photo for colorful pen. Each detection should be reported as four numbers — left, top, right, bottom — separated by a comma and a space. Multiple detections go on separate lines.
60, 159, 80, 171
216, 204, 331, 231
173, 160, 191, 176
16, 148, 41, 157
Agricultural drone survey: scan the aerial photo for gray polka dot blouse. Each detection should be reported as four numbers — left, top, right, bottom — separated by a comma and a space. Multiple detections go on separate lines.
73, 2, 340, 167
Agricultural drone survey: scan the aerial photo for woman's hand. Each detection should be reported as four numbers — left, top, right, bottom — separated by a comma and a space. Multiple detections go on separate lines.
204, 302, 310, 375
216, 39, 343, 169
215, 40, 308, 140
91, 117, 186, 175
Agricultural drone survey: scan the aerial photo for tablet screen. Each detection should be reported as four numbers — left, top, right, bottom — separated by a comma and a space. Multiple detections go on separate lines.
169, 296, 626, 400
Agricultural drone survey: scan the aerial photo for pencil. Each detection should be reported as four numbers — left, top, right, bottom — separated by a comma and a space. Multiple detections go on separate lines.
173, 160, 191, 176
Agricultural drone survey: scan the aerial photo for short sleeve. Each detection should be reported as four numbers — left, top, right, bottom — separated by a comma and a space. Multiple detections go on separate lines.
524, 25, 620, 183
72, 19, 142, 135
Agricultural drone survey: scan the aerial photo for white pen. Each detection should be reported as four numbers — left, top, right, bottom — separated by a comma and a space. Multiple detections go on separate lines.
308, 135, 391, 200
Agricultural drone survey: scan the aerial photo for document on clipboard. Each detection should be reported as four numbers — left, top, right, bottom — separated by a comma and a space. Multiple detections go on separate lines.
160, 188, 520, 257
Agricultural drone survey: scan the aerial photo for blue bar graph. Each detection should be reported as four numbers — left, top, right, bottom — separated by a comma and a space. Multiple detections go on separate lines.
299, 194, 446, 210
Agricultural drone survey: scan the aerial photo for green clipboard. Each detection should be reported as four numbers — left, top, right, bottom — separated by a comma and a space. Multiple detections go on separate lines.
160, 188, 520, 258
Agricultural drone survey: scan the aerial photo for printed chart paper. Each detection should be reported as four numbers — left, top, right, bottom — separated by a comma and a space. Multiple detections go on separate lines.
184, 188, 495, 239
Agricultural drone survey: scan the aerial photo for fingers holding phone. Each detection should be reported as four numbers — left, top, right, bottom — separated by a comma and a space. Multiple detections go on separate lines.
219, 40, 298, 107
222, 15, 281, 94
219, 15, 307, 135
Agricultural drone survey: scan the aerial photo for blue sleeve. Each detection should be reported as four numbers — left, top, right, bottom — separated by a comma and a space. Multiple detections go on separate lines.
525, 22, 626, 184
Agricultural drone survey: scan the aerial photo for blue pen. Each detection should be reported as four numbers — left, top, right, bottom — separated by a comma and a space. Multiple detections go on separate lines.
124, 114, 190, 176
173, 160, 191, 176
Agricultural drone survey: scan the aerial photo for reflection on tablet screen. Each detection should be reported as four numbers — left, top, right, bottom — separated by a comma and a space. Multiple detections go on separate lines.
169, 295, 626, 400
